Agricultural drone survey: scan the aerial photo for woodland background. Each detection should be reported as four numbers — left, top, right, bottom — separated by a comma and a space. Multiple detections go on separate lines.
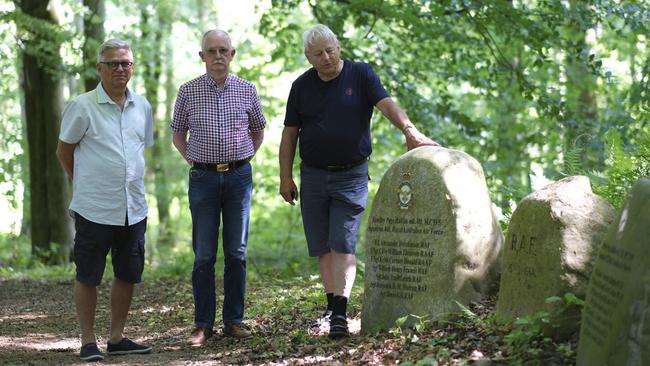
1, 1, 649, 364
0, 0, 647, 274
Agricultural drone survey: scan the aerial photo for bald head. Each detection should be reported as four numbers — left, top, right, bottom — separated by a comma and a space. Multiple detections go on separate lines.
199, 29, 236, 83
202, 29, 232, 51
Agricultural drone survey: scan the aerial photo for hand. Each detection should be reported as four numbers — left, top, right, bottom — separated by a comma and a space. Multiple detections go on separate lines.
404, 127, 440, 150
280, 178, 298, 205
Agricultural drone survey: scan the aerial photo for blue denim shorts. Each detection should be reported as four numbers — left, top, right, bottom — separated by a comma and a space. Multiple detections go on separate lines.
299, 162, 369, 257
73, 212, 146, 286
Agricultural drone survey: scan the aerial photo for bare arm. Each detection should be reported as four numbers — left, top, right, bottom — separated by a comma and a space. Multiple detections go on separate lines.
250, 129, 264, 153
279, 126, 299, 205
56, 140, 76, 179
375, 97, 439, 150
172, 131, 192, 165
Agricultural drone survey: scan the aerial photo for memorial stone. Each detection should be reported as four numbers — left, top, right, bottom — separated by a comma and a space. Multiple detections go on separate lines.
495, 176, 615, 333
577, 177, 650, 365
361, 146, 503, 333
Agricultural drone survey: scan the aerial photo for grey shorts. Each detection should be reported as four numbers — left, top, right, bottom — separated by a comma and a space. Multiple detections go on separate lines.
299, 162, 369, 257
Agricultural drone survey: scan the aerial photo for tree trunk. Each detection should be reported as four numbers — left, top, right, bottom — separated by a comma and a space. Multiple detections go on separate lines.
16, 0, 74, 263
82, 0, 105, 91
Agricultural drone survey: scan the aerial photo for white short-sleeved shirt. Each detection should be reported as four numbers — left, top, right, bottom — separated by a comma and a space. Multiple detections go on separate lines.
59, 83, 154, 226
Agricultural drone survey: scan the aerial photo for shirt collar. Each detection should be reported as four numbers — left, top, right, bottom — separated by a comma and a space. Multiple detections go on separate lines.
203, 73, 231, 91
96, 82, 133, 105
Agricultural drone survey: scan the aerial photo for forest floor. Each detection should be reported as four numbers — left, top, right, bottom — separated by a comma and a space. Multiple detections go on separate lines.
0, 275, 577, 365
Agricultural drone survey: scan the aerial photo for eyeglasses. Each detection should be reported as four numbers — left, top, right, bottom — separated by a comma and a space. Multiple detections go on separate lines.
100, 61, 134, 70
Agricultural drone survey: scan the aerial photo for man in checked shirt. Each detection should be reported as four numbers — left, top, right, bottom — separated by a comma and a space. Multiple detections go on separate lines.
171, 29, 266, 346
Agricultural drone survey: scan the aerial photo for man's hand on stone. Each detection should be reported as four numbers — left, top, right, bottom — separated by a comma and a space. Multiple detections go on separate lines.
405, 127, 440, 150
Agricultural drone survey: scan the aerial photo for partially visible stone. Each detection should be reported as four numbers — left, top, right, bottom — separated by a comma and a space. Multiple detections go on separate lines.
577, 177, 650, 365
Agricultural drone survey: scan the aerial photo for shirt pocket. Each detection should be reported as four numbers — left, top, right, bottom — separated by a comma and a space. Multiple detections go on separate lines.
126, 111, 147, 143
226, 106, 249, 130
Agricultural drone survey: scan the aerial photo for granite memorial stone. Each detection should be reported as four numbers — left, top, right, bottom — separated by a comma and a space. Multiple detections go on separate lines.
495, 176, 616, 333
361, 146, 503, 333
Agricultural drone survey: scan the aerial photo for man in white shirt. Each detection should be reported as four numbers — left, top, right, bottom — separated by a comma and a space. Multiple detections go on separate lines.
56, 39, 153, 362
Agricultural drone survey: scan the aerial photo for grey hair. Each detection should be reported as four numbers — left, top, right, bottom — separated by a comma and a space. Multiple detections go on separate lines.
97, 39, 132, 63
201, 29, 232, 50
303, 24, 339, 53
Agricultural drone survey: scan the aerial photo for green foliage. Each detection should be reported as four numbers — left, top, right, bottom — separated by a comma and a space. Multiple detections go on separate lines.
503, 310, 552, 360
395, 295, 582, 365
593, 127, 650, 208
0, 233, 73, 279
0, 233, 31, 270
259, 0, 650, 216
389, 313, 430, 337
0, 16, 24, 224
503, 293, 583, 362
4, 1, 88, 78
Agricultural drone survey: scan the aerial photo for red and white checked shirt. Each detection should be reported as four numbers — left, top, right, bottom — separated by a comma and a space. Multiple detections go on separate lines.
171, 73, 267, 163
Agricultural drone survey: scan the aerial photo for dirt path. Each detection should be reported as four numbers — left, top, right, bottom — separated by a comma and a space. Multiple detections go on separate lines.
1, 278, 218, 365
0, 278, 370, 365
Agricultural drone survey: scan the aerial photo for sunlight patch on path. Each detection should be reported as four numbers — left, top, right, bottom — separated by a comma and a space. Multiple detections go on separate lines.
349, 317, 361, 334
0, 335, 77, 351
270, 355, 336, 364
0, 313, 48, 321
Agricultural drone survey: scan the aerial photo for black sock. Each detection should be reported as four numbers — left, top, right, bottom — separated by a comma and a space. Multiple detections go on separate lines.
332, 295, 348, 318
326, 293, 334, 312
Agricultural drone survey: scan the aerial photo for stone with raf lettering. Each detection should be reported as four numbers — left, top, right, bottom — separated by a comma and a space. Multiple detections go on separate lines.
361, 146, 503, 333
577, 177, 650, 365
495, 176, 615, 334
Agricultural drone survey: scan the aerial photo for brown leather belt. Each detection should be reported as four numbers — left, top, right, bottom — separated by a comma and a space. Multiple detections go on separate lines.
193, 158, 250, 172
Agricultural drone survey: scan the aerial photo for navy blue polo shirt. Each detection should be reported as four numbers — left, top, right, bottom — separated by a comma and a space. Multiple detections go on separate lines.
284, 60, 389, 167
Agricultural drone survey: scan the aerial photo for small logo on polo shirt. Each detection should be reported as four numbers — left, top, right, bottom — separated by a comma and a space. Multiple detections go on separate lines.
345, 87, 353, 96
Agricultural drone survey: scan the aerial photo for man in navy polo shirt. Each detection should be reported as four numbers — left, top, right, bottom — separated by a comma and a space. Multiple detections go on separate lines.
171, 29, 266, 346
279, 24, 438, 338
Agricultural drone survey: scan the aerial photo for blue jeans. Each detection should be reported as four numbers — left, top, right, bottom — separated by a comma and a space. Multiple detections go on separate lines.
188, 163, 252, 328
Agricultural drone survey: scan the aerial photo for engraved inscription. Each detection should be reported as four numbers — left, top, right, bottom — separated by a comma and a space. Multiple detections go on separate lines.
504, 232, 539, 279
509, 233, 536, 253
367, 215, 443, 299
582, 243, 634, 346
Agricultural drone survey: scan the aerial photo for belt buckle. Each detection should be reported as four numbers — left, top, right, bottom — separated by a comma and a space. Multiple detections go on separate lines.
216, 163, 230, 172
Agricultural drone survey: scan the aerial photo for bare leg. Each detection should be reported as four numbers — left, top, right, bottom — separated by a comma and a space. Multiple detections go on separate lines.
331, 251, 356, 297
318, 252, 334, 293
75, 281, 98, 345
109, 278, 134, 344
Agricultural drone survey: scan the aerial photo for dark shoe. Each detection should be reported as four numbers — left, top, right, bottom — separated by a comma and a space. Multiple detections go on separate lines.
80, 342, 104, 361
224, 323, 252, 339
310, 310, 332, 334
106, 337, 152, 355
328, 315, 350, 339
188, 327, 213, 347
